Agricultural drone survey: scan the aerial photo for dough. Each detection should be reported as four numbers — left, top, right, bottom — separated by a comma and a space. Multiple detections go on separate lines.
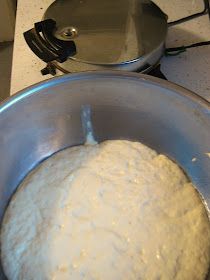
1, 140, 210, 280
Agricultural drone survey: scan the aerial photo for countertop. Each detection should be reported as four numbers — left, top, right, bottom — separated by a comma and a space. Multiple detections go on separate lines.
10, 0, 210, 101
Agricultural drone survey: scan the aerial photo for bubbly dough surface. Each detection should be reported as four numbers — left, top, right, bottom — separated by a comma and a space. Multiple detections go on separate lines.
1, 140, 210, 280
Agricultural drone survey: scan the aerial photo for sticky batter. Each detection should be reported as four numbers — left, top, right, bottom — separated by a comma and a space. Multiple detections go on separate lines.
1, 140, 210, 280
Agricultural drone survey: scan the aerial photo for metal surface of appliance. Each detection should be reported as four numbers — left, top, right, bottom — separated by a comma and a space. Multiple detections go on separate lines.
24, 0, 210, 75
24, 0, 168, 73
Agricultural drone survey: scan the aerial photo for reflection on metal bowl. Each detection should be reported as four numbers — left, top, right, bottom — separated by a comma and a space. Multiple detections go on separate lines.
0, 71, 210, 279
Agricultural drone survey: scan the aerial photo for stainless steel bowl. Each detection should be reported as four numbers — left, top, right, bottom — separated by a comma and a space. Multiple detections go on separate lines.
0, 71, 210, 279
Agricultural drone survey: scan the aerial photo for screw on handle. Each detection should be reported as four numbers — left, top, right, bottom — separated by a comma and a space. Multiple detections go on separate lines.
23, 19, 76, 63
41, 63, 57, 76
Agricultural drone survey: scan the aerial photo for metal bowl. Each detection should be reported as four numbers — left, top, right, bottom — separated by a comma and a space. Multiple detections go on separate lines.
0, 71, 210, 279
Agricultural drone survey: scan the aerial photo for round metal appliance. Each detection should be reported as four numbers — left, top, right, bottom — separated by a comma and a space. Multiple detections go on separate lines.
24, 0, 168, 73
0, 72, 210, 279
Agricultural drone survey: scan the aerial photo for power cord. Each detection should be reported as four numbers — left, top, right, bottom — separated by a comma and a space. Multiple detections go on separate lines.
165, 40, 210, 56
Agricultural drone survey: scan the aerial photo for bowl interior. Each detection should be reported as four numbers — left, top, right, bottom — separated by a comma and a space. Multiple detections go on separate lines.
0, 72, 210, 279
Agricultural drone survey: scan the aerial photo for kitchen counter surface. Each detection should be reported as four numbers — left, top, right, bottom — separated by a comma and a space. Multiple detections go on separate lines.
10, 0, 210, 102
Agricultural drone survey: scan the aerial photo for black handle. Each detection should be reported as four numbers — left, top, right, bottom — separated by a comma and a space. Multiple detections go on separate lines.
23, 19, 76, 63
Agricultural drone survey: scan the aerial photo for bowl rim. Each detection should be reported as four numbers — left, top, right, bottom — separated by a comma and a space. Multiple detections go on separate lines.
1, 71, 210, 114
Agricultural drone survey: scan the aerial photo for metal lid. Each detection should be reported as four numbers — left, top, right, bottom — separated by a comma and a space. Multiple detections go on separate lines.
44, 0, 167, 65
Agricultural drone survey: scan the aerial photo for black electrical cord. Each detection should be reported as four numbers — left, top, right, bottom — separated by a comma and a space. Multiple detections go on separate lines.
165, 40, 210, 56
165, 0, 210, 56
168, 0, 210, 26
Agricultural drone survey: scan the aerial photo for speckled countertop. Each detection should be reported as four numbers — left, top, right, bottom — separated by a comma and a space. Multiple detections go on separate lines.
10, 0, 210, 101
